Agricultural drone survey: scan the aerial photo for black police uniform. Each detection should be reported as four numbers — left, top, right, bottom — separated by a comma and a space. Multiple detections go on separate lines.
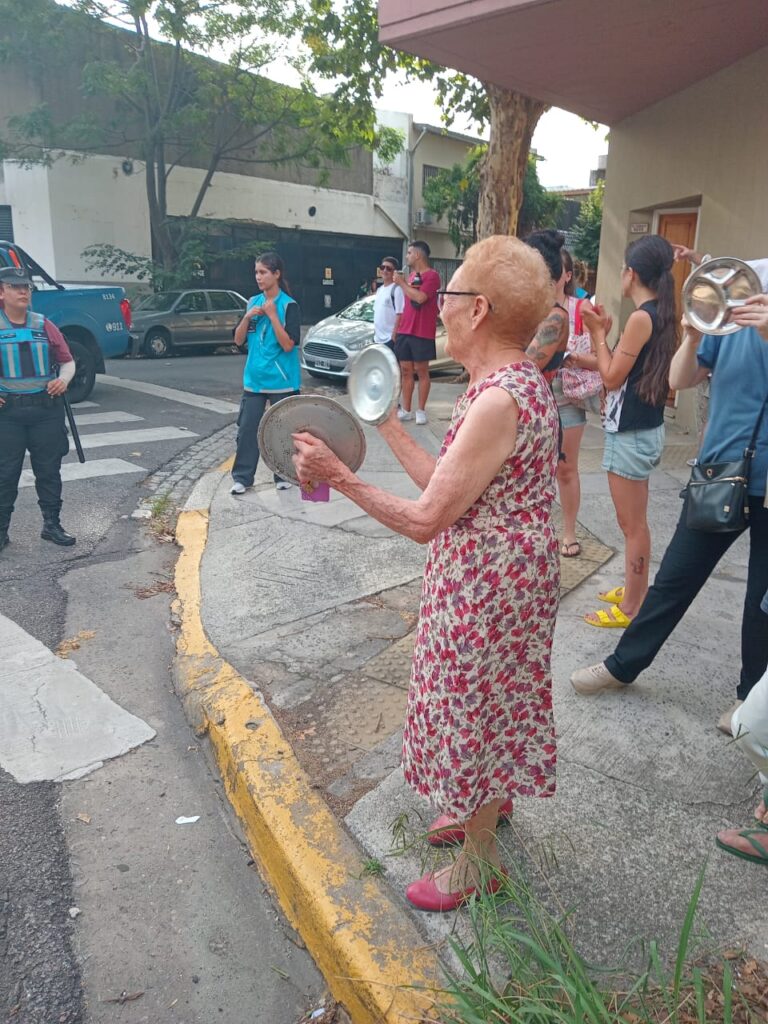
0, 265, 75, 549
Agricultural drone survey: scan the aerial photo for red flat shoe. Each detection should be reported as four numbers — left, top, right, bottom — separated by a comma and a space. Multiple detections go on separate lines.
406, 870, 506, 912
426, 800, 514, 846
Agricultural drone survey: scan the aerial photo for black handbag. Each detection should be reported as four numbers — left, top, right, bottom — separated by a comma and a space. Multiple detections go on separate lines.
685, 399, 767, 533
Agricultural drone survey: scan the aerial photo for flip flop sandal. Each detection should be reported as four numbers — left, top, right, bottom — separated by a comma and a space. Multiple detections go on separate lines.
560, 541, 581, 558
584, 605, 633, 629
598, 586, 624, 604
715, 827, 768, 865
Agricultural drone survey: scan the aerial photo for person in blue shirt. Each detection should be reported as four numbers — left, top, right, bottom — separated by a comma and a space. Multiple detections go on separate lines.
230, 252, 301, 494
571, 258, 768, 737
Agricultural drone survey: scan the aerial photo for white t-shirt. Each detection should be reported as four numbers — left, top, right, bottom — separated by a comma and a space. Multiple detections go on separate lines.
372, 283, 405, 344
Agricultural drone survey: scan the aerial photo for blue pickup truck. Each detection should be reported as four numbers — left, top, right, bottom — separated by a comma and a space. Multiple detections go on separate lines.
0, 241, 132, 403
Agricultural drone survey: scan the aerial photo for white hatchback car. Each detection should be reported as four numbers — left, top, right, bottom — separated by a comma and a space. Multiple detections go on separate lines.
300, 295, 460, 380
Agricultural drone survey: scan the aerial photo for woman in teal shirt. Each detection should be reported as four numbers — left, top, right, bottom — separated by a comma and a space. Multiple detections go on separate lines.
231, 252, 301, 493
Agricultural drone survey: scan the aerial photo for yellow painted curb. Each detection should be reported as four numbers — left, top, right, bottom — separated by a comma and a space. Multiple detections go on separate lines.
174, 507, 441, 1023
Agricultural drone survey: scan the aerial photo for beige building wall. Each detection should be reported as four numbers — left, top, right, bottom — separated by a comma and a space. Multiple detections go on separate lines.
411, 128, 480, 260
596, 44, 768, 433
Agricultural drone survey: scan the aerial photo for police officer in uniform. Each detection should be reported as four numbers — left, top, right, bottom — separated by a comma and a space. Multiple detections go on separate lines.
0, 264, 77, 550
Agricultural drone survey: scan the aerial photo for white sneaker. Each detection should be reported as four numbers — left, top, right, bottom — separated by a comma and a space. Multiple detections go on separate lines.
230, 482, 246, 495
397, 408, 414, 421
570, 662, 625, 695
275, 480, 291, 491
415, 409, 428, 425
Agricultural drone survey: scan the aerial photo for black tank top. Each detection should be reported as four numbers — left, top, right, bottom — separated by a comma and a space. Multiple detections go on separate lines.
604, 300, 666, 433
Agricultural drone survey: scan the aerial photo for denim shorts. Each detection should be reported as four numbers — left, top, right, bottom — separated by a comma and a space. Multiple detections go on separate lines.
602, 424, 665, 480
558, 402, 587, 429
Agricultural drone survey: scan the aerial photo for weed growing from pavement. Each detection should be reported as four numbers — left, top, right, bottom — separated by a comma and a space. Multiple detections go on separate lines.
148, 491, 176, 540
382, 816, 766, 1022
433, 862, 767, 1023
357, 858, 385, 878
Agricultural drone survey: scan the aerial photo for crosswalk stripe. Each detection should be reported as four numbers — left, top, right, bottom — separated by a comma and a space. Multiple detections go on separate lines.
73, 411, 144, 426
98, 375, 239, 415
71, 400, 100, 408
72, 426, 198, 451
20, 458, 147, 487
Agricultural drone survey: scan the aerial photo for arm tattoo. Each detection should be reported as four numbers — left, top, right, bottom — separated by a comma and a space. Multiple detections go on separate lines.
527, 310, 568, 368
619, 348, 639, 359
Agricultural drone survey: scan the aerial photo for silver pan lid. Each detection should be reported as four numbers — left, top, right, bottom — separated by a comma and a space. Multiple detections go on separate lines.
347, 344, 401, 426
257, 394, 366, 485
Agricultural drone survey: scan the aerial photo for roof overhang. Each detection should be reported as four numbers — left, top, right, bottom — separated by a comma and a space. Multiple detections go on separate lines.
378, 0, 768, 124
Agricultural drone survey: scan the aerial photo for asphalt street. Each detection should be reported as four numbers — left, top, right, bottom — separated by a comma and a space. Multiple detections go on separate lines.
0, 351, 334, 1024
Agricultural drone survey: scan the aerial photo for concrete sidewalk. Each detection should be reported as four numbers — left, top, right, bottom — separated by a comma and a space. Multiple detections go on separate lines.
188, 381, 766, 1013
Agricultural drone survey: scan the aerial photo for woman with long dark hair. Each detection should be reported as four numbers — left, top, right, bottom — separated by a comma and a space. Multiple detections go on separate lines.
581, 234, 678, 627
524, 230, 570, 386
230, 251, 301, 493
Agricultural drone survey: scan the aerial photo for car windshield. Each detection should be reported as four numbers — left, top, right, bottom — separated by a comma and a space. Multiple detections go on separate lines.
134, 292, 182, 312
338, 297, 375, 323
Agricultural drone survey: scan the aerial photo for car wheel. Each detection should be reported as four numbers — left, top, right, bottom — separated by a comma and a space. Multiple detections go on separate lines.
144, 329, 173, 358
65, 339, 97, 404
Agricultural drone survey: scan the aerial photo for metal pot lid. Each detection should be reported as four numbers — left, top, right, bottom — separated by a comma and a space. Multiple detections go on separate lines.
257, 394, 366, 485
682, 257, 762, 335
347, 345, 401, 426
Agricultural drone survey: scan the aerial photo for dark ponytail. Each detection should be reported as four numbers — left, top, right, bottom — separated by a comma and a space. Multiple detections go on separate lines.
524, 229, 565, 284
256, 250, 292, 297
625, 235, 679, 406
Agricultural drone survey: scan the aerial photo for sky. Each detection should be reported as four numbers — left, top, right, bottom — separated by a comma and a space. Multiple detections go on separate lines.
375, 75, 608, 190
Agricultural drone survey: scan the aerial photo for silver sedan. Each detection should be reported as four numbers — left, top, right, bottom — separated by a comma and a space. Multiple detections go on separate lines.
300, 295, 461, 380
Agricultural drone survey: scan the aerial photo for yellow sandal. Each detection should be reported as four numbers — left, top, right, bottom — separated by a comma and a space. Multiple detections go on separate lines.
598, 586, 625, 604
585, 605, 633, 629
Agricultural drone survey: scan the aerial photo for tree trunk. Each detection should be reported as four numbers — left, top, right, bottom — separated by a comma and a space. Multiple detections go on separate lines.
476, 85, 547, 239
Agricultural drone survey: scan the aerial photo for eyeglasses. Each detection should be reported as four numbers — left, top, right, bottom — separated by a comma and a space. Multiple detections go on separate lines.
436, 290, 493, 312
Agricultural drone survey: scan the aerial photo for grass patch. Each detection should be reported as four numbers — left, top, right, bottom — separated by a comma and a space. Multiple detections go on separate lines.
355, 858, 386, 879
147, 491, 177, 541
434, 862, 767, 1024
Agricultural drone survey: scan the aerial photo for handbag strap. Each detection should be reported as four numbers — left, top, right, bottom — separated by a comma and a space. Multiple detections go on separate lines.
744, 396, 768, 459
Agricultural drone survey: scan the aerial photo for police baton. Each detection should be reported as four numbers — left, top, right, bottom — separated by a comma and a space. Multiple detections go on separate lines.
63, 393, 86, 464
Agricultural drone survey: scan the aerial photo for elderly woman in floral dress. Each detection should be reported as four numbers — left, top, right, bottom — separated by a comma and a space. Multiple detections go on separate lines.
293, 236, 561, 911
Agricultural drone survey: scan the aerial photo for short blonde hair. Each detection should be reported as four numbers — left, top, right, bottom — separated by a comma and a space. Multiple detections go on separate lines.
460, 235, 554, 344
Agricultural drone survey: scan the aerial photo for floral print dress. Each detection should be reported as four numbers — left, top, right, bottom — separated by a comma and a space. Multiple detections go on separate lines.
402, 361, 561, 820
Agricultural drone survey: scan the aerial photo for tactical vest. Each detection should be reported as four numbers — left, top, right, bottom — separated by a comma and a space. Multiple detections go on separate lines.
0, 310, 55, 394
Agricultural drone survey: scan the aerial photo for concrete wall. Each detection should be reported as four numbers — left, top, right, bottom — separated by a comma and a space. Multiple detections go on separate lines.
596, 45, 768, 431
2, 153, 398, 286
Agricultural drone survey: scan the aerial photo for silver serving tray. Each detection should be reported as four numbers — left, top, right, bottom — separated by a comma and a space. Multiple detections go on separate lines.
347, 344, 401, 426
682, 257, 762, 335
257, 394, 366, 485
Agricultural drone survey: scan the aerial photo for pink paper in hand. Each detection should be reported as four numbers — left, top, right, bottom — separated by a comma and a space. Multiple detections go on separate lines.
301, 481, 330, 503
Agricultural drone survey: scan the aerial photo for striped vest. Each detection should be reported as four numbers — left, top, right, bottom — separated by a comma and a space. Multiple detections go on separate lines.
0, 310, 55, 394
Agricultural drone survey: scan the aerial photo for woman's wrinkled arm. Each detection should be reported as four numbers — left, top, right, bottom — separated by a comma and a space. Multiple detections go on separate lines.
293, 387, 519, 544
377, 414, 437, 490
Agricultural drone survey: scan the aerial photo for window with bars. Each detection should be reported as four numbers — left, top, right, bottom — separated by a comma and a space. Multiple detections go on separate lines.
421, 164, 442, 190
0, 206, 14, 242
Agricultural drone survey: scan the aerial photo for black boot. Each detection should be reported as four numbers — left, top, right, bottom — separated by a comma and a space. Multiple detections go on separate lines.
41, 514, 76, 547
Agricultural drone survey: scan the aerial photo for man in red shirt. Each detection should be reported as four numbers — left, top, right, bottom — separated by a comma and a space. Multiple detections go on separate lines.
393, 240, 441, 425
0, 265, 77, 549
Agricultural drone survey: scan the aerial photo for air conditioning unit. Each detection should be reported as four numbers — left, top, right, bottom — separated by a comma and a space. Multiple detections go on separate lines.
415, 208, 433, 226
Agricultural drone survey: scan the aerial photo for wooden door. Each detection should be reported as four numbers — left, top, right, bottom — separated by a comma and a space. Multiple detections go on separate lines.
657, 211, 698, 314
657, 211, 698, 405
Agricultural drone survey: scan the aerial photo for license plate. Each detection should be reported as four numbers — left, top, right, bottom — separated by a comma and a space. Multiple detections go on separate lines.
313, 357, 331, 370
